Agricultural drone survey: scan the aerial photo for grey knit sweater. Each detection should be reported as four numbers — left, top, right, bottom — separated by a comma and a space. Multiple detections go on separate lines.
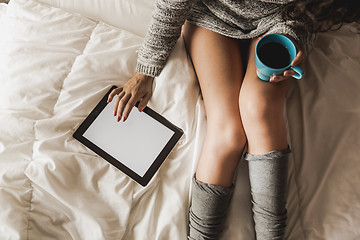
136, 0, 312, 77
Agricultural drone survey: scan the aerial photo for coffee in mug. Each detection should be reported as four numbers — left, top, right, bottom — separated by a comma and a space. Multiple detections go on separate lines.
258, 42, 291, 69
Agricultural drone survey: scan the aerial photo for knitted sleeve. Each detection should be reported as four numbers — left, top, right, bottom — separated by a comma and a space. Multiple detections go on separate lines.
136, 0, 192, 77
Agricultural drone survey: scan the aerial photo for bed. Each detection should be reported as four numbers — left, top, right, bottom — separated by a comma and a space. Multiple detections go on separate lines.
0, 0, 359, 239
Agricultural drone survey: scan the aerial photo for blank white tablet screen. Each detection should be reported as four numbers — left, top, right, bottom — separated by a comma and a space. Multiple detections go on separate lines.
83, 101, 174, 177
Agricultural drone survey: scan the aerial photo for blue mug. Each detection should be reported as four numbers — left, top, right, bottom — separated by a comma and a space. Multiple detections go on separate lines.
255, 34, 304, 81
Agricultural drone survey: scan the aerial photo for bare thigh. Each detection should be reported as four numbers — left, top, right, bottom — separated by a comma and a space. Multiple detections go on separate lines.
239, 38, 290, 154
183, 22, 247, 187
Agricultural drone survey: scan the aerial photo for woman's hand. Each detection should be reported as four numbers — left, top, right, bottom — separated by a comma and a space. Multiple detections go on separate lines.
107, 73, 154, 122
269, 50, 305, 83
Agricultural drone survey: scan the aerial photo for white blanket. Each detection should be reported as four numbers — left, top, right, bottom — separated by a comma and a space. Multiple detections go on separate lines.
0, 0, 202, 239
0, 0, 359, 239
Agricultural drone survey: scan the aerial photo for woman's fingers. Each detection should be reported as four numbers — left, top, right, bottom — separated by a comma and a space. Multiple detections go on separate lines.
109, 73, 155, 122
113, 89, 147, 122
122, 89, 152, 121
108, 87, 123, 103
138, 93, 151, 112
291, 50, 305, 66
122, 94, 139, 122
116, 93, 131, 122
269, 70, 295, 83
113, 90, 125, 116
270, 75, 286, 83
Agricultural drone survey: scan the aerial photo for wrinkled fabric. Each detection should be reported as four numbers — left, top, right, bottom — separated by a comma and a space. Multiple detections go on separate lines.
1, 0, 360, 239
0, 0, 202, 239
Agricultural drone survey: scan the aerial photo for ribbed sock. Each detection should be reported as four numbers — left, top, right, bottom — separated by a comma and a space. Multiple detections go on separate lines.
245, 148, 290, 240
188, 176, 234, 240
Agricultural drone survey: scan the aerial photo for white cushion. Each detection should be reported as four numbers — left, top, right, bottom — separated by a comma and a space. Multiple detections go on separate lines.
37, 0, 155, 37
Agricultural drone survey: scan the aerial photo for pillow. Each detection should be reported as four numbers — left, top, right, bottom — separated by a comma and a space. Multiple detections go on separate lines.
37, 0, 155, 37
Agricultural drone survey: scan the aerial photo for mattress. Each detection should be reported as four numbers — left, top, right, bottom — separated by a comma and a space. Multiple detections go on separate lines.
0, 0, 359, 239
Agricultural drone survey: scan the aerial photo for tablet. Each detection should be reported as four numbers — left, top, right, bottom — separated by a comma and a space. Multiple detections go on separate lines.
73, 86, 184, 186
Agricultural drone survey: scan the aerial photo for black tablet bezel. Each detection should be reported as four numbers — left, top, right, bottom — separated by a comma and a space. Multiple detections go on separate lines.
73, 86, 184, 186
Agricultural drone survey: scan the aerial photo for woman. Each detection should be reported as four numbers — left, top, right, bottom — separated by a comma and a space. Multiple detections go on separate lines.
108, 0, 359, 239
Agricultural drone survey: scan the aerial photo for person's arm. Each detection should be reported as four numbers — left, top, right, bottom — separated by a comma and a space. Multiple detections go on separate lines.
137, 0, 192, 77
109, 0, 192, 122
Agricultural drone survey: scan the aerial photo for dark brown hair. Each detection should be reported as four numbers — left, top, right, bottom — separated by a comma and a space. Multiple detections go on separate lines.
283, 0, 360, 32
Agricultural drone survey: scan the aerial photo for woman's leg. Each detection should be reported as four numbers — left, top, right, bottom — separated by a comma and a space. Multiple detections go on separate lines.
183, 22, 247, 187
183, 22, 247, 239
239, 38, 290, 240
240, 37, 289, 155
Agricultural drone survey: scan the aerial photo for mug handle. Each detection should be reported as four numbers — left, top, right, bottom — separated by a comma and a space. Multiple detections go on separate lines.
290, 65, 304, 79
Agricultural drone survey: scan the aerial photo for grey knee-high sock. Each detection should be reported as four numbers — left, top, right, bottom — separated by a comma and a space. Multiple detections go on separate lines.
188, 176, 234, 240
245, 148, 290, 240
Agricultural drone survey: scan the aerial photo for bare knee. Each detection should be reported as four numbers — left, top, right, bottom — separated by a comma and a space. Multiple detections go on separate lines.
196, 120, 246, 186
207, 122, 246, 161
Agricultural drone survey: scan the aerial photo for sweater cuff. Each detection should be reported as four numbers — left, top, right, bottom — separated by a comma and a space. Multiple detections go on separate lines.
135, 62, 163, 77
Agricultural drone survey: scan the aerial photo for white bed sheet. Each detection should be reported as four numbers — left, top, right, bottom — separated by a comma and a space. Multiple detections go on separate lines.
1, 0, 359, 239
284, 23, 360, 239
0, 0, 202, 239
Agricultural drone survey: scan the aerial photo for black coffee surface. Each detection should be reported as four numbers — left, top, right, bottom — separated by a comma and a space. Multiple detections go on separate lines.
258, 42, 290, 69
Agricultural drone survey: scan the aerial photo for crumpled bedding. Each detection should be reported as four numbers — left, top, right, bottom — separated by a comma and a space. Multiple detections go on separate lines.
0, 0, 359, 239
0, 0, 202, 239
